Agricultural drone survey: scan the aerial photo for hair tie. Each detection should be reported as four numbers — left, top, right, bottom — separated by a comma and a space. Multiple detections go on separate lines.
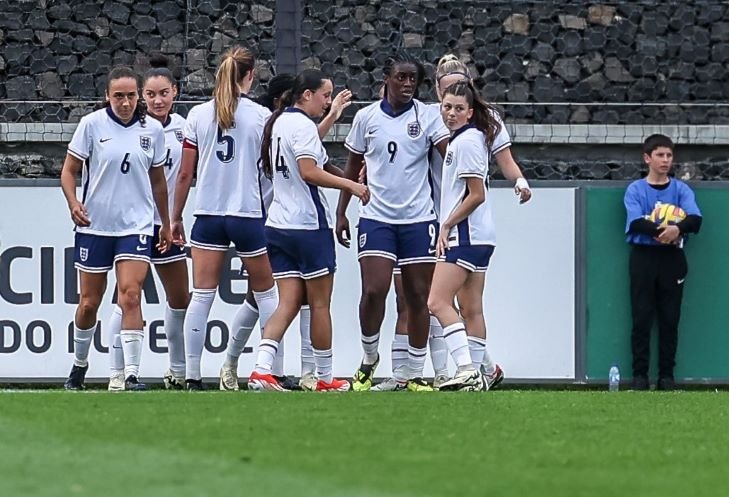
437, 71, 470, 83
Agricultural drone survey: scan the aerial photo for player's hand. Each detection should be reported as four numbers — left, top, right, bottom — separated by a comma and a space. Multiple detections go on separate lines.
69, 200, 91, 227
358, 162, 367, 185
349, 181, 370, 205
330, 89, 353, 121
335, 214, 351, 248
157, 224, 172, 254
515, 178, 532, 204
436, 225, 450, 258
171, 220, 186, 246
656, 225, 681, 244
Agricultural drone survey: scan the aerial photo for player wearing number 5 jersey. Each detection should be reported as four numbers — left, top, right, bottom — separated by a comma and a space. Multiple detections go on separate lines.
61, 66, 171, 391
337, 52, 450, 392
172, 46, 278, 390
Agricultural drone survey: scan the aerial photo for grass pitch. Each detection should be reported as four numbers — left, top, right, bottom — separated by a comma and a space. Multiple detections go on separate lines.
0, 390, 727, 497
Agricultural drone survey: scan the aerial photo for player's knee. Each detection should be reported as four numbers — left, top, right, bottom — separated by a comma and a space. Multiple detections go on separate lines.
427, 295, 448, 318
77, 296, 101, 318
361, 284, 387, 306
168, 291, 190, 310
117, 287, 142, 313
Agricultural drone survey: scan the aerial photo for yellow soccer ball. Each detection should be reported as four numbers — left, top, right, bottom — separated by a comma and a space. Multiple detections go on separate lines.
647, 203, 686, 227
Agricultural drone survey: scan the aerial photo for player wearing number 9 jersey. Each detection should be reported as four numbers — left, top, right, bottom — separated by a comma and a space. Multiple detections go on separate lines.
60, 66, 171, 391
172, 46, 278, 390
337, 52, 450, 392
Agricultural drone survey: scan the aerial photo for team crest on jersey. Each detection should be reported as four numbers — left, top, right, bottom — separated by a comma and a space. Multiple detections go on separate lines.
445, 151, 454, 167
175, 130, 184, 143
359, 233, 367, 249
139, 136, 151, 151
407, 121, 421, 138
79, 247, 88, 262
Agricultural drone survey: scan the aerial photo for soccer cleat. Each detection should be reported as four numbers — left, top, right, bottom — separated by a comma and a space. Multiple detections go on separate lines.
439, 369, 484, 392
432, 374, 450, 390
299, 372, 318, 391
247, 371, 289, 392
108, 372, 125, 392
371, 377, 406, 391
352, 354, 379, 392
275, 375, 302, 391
219, 366, 240, 391
64, 364, 88, 391
657, 376, 676, 391
406, 377, 434, 392
185, 379, 206, 391
316, 378, 351, 391
124, 375, 148, 391
481, 364, 505, 391
630, 375, 650, 391
163, 370, 185, 390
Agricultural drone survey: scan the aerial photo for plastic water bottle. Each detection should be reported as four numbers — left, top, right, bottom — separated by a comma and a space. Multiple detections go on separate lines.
608, 364, 620, 392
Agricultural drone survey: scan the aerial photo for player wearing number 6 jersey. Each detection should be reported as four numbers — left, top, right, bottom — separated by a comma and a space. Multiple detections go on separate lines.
61, 66, 171, 391
172, 46, 278, 390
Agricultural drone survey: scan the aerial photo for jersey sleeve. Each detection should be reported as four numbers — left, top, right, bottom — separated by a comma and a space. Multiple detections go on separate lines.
456, 136, 488, 179
490, 112, 511, 155
183, 106, 199, 147
293, 121, 326, 164
624, 182, 647, 232
151, 125, 167, 167
424, 103, 450, 146
67, 115, 92, 160
678, 182, 701, 217
344, 110, 367, 154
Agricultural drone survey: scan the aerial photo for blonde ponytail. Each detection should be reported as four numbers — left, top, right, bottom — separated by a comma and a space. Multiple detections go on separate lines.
213, 46, 256, 130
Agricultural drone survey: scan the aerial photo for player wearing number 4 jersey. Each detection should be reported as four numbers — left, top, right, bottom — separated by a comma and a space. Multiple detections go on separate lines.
61, 66, 171, 391
172, 46, 278, 391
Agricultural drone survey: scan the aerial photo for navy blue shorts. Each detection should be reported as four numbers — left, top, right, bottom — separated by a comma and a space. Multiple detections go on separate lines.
357, 218, 437, 265
440, 245, 495, 273
151, 224, 187, 265
74, 232, 151, 273
266, 227, 336, 280
190, 215, 267, 258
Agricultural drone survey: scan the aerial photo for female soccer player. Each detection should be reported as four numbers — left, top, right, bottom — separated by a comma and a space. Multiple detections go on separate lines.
247, 69, 369, 392
106, 55, 190, 391
61, 66, 170, 390
172, 46, 276, 390
427, 80, 503, 391
336, 52, 449, 392
218, 73, 353, 391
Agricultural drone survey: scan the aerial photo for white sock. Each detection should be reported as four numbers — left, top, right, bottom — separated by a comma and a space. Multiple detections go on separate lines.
391, 333, 409, 381
108, 305, 124, 374
223, 301, 259, 369
184, 289, 216, 381
443, 323, 473, 369
165, 304, 186, 378
73, 322, 96, 368
272, 340, 285, 377
121, 329, 144, 378
482, 344, 497, 375
254, 338, 278, 375
468, 336, 487, 368
299, 306, 315, 376
407, 345, 428, 379
253, 285, 279, 332
314, 347, 333, 383
429, 315, 449, 377
361, 332, 380, 364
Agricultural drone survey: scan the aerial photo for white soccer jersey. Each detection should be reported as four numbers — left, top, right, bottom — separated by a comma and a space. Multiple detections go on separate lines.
266, 109, 332, 230
259, 163, 274, 212
67, 107, 166, 236
440, 126, 496, 247
183, 97, 271, 218
154, 113, 185, 225
345, 99, 449, 224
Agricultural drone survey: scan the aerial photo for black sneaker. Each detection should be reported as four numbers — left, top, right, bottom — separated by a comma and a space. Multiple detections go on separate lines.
64, 364, 88, 390
185, 379, 206, 391
124, 375, 148, 391
630, 375, 650, 391
274, 375, 302, 391
657, 376, 676, 391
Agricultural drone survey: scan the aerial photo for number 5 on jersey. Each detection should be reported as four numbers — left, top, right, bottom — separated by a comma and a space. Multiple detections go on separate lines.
216, 126, 235, 163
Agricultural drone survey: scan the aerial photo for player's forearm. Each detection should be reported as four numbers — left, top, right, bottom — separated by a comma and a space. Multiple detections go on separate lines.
323, 161, 344, 178
442, 187, 485, 231
677, 214, 702, 234
150, 170, 170, 226
336, 154, 361, 215
301, 164, 354, 192
494, 149, 524, 181
318, 112, 338, 139
171, 173, 192, 222
60, 157, 80, 207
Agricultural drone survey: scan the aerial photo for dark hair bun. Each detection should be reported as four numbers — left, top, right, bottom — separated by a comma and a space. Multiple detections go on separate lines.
149, 54, 170, 69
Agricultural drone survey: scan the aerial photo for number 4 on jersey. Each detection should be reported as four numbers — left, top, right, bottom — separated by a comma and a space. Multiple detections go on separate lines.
275, 137, 290, 179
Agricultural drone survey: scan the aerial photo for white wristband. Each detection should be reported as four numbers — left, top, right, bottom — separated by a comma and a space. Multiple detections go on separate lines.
516, 177, 530, 190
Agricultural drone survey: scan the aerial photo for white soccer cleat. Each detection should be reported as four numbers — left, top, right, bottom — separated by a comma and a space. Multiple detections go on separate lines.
299, 372, 318, 391
108, 372, 125, 392
432, 374, 450, 390
481, 364, 505, 391
371, 377, 406, 391
219, 366, 240, 391
163, 369, 185, 390
437, 368, 484, 392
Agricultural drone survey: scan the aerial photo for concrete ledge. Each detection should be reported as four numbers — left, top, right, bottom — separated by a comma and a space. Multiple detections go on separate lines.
3, 122, 729, 145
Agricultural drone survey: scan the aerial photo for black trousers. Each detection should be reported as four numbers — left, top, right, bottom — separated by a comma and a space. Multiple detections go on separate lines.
629, 244, 688, 378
